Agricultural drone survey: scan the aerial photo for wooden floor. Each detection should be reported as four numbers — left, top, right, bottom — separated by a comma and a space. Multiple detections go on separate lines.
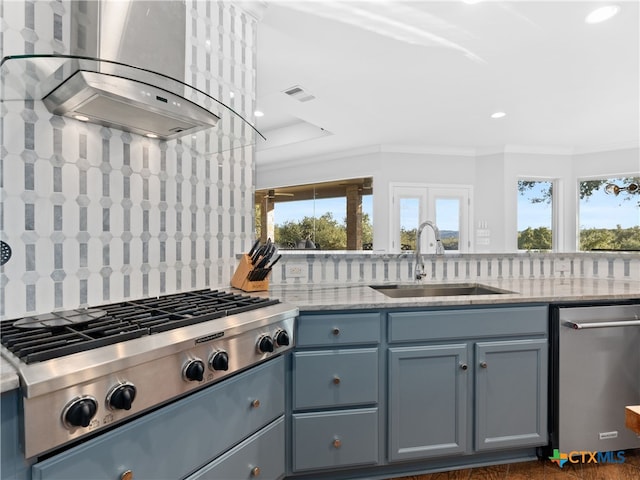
390, 449, 640, 479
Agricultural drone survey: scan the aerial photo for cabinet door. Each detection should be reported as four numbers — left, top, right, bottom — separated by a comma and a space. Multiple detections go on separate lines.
475, 339, 548, 451
388, 344, 469, 462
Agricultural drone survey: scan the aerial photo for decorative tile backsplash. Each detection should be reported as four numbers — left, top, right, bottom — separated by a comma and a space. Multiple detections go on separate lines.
269, 252, 640, 286
0, 1, 258, 319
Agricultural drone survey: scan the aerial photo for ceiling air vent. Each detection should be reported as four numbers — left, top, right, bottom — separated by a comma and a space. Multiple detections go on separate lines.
283, 85, 316, 102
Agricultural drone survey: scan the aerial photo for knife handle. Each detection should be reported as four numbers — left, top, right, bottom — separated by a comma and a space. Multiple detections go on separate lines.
248, 239, 260, 256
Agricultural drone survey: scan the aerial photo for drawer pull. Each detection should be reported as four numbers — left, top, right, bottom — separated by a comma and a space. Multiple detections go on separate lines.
332, 327, 340, 336
251, 399, 261, 408
121, 471, 134, 480
251, 466, 261, 477
459, 363, 468, 370
332, 376, 341, 385
332, 438, 342, 449
480, 361, 488, 368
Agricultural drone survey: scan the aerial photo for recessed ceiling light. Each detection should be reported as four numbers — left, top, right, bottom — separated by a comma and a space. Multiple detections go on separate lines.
145, 133, 158, 138
491, 112, 506, 119
254, 110, 264, 117
585, 5, 620, 24
73, 115, 89, 122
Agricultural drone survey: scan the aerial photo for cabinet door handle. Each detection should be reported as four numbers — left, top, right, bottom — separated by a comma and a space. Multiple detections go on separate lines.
332, 438, 342, 449
120, 471, 134, 480
332, 327, 340, 336
480, 361, 488, 368
251, 399, 261, 408
332, 376, 341, 385
251, 466, 261, 477
459, 363, 468, 370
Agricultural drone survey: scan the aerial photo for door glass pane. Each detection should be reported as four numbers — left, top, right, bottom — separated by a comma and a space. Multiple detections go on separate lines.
400, 198, 420, 250
435, 198, 460, 250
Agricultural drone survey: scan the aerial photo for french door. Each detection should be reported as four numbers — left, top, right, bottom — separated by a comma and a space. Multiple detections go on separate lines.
390, 184, 472, 253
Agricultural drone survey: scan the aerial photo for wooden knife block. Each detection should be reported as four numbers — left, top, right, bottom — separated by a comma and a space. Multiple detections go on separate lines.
231, 254, 270, 292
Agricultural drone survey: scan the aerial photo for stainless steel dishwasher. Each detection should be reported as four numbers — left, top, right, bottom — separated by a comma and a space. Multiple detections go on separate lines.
550, 302, 640, 453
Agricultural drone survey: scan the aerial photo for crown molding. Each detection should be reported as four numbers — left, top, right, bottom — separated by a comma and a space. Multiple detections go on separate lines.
572, 140, 640, 155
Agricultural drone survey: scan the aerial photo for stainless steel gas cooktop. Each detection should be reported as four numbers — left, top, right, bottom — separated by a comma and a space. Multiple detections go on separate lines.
0, 288, 298, 458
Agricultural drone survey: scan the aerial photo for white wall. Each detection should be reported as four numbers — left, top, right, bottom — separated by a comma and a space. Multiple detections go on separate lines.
474, 153, 506, 252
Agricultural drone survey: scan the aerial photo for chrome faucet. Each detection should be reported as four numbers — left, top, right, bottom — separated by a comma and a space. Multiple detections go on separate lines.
414, 220, 445, 280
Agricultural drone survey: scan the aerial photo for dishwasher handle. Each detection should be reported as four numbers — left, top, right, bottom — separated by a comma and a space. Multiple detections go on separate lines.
563, 320, 640, 330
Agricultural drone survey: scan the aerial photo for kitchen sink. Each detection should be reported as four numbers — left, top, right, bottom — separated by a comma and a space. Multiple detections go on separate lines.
370, 283, 514, 298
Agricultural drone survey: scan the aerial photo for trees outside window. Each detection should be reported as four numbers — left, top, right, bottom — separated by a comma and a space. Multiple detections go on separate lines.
517, 180, 553, 251
255, 178, 373, 250
578, 177, 639, 251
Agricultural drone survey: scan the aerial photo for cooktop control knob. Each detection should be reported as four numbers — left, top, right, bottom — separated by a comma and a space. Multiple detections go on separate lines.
257, 334, 275, 353
107, 383, 137, 411
183, 359, 205, 382
209, 350, 229, 371
274, 329, 290, 348
62, 395, 98, 429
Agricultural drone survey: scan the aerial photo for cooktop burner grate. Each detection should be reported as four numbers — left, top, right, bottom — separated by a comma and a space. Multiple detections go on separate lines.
0, 289, 279, 364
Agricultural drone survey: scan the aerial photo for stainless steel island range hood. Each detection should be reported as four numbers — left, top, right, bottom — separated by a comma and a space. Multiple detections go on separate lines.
1, 1, 263, 143
42, 68, 220, 140
44, 0, 217, 140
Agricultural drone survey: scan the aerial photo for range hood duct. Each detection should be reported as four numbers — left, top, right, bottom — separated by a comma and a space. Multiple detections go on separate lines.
42, 0, 219, 140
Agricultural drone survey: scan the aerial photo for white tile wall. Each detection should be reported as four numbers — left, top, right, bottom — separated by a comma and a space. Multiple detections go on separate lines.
1, 1, 258, 319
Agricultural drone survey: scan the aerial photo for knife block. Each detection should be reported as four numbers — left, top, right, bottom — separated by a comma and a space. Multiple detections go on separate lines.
231, 254, 270, 292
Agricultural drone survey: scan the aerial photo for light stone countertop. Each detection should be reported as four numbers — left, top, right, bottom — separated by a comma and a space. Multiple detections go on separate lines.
1, 356, 20, 392
268, 277, 640, 311
2, 277, 639, 394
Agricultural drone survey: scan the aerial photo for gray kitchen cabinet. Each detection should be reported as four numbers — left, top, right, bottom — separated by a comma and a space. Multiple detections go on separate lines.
388, 344, 469, 461
296, 312, 381, 347
290, 312, 382, 473
185, 416, 285, 480
292, 408, 379, 472
288, 306, 548, 478
31, 357, 285, 480
387, 306, 548, 462
293, 348, 378, 409
474, 339, 548, 451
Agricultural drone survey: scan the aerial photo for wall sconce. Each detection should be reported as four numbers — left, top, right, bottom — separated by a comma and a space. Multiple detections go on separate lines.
604, 182, 639, 196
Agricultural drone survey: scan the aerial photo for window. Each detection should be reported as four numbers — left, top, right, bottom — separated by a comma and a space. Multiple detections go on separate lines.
255, 178, 373, 250
578, 176, 640, 251
517, 180, 553, 251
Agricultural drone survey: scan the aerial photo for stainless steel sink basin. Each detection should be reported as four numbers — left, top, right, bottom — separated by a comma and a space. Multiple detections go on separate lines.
370, 283, 514, 298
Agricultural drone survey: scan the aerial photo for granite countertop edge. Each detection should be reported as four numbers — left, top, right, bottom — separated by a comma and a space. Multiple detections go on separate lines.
3, 278, 639, 394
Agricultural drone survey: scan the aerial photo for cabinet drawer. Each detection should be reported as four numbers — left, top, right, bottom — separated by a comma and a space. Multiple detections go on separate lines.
293, 349, 378, 409
32, 357, 285, 480
297, 313, 381, 347
185, 416, 285, 480
292, 408, 379, 472
388, 306, 548, 343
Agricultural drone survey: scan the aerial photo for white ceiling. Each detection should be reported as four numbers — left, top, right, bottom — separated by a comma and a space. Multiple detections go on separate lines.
254, 1, 640, 165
